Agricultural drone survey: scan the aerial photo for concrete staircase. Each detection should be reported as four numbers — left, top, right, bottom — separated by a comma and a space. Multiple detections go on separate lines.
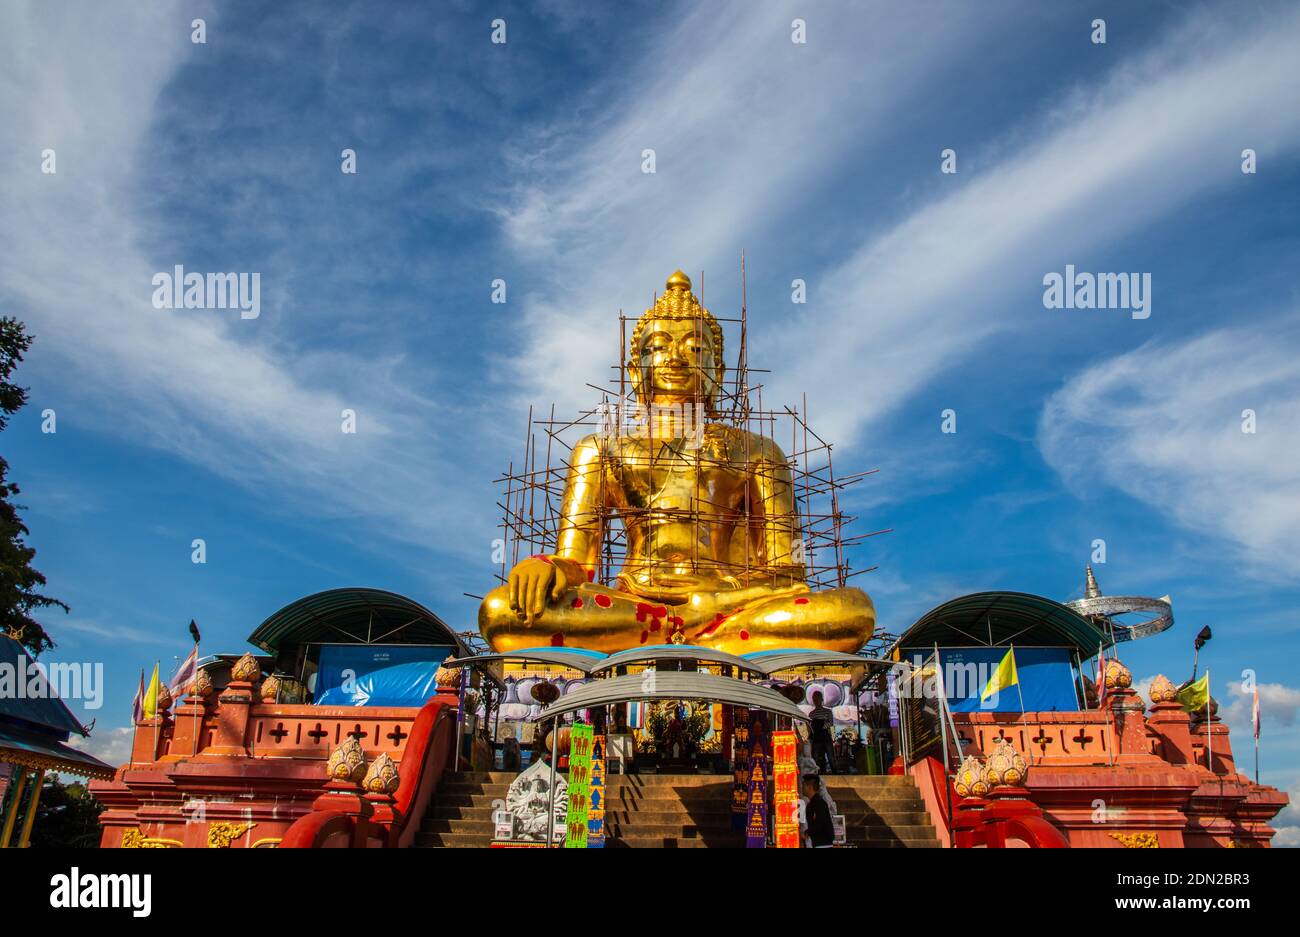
417, 771, 940, 848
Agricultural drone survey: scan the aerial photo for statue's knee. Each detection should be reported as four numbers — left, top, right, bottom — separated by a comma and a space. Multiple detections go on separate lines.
478, 586, 517, 633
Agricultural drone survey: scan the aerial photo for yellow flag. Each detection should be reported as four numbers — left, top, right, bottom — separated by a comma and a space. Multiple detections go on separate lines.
981, 647, 1019, 702
1177, 673, 1209, 713
142, 664, 161, 719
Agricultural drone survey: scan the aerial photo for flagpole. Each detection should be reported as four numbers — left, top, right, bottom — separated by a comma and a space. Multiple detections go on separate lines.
192, 635, 201, 756
1010, 646, 1033, 765
130, 667, 142, 767
933, 645, 955, 848
1096, 643, 1114, 767
1205, 669, 1212, 774
1254, 685, 1260, 784
152, 660, 160, 763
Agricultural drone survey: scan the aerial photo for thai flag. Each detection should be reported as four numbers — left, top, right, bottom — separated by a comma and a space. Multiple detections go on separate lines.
169, 645, 199, 696
1252, 685, 1260, 741
131, 669, 145, 723
627, 701, 644, 729
1095, 643, 1106, 708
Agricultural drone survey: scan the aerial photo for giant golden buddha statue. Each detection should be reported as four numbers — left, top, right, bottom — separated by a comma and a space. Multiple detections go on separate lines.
479, 271, 874, 655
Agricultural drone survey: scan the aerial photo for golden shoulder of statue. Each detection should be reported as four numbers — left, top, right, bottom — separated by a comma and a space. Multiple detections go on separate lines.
478, 271, 874, 655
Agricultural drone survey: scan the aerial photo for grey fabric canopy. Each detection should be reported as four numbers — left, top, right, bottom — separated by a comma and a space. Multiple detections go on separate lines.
444, 649, 602, 674
747, 651, 890, 677
590, 645, 765, 676
532, 671, 809, 722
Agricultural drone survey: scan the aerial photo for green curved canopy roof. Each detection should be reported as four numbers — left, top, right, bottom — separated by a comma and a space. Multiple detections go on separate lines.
247, 588, 467, 655
895, 591, 1108, 656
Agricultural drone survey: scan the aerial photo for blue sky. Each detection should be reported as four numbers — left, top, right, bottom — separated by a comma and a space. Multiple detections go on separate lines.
2, 1, 1298, 836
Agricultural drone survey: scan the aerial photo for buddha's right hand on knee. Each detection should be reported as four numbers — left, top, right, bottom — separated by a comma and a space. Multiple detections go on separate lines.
507, 555, 584, 623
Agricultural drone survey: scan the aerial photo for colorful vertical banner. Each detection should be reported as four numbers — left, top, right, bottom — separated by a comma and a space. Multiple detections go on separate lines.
745, 752, 769, 848
564, 724, 594, 848
587, 734, 606, 848
772, 730, 799, 848
745, 710, 770, 848
731, 706, 751, 830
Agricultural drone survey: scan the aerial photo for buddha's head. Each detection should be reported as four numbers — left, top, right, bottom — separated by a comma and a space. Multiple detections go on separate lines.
628, 270, 726, 412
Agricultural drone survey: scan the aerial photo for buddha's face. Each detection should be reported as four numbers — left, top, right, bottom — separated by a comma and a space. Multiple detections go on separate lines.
630, 316, 723, 406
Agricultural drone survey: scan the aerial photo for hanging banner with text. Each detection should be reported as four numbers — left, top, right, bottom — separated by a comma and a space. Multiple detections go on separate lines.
772, 730, 800, 848
564, 724, 594, 848
587, 734, 606, 848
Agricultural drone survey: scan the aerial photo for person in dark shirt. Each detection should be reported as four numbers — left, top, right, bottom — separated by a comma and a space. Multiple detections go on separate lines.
809, 691, 836, 773
802, 774, 835, 848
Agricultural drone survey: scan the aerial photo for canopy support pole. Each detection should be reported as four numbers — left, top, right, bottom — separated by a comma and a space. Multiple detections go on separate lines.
0, 767, 30, 848
15, 768, 45, 848
547, 716, 559, 848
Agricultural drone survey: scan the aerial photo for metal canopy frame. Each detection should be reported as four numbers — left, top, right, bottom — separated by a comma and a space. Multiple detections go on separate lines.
532, 671, 810, 723
590, 645, 765, 676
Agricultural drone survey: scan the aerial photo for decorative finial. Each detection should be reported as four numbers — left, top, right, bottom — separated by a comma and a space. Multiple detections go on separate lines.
1148, 674, 1178, 704
362, 753, 401, 795
1104, 658, 1132, 689
1085, 565, 1101, 599
954, 754, 988, 798
666, 269, 691, 292
231, 652, 262, 683
325, 736, 369, 785
187, 668, 213, 700
983, 739, 1028, 788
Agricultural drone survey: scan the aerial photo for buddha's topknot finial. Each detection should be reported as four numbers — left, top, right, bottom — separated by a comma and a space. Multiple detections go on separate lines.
666, 269, 692, 292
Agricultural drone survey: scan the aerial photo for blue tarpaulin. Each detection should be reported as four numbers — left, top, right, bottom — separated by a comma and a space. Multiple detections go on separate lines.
902, 646, 1081, 713
314, 644, 452, 707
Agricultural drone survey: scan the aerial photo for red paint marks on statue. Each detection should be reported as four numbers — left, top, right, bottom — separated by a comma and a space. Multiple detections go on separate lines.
586, 568, 595, 582
640, 630, 649, 645
571, 597, 584, 609
695, 613, 729, 638
739, 630, 750, 641
594, 594, 613, 609
550, 633, 565, 647
530, 555, 552, 564
649, 620, 661, 632
635, 602, 669, 623
670, 616, 684, 628
794, 597, 809, 605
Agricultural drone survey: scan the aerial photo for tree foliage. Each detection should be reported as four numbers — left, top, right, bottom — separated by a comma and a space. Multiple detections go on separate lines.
0, 316, 67, 653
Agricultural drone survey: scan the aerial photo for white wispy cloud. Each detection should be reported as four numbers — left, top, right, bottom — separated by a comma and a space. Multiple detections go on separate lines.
502, 2, 1300, 503
501, 0, 989, 417
763, 4, 1300, 448
67, 725, 132, 769
0, 1, 489, 564
1040, 323, 1300, 579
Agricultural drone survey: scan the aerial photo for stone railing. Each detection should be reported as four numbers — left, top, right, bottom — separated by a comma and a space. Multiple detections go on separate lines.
927, 683, 1289, 847
92, 670, 464, 848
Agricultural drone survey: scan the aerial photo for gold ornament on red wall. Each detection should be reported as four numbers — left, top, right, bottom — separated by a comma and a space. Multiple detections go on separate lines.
1103, 658, 1132, 689
1148, 674, 1178, 704
362, 752, 401, 795
231, 652, 262, 683
325, 736, 368, 784
983, 739, 1028, 788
